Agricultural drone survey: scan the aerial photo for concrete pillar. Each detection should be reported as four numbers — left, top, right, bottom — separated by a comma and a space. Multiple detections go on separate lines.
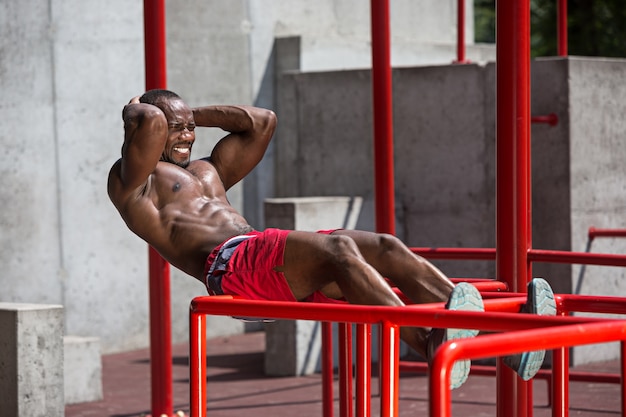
64, 336, 103, 404
264, 197, 362, 376
0, 303, 64, 417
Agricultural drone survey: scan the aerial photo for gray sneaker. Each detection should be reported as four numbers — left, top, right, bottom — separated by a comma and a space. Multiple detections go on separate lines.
503, 278, 557, 380
427, 282, 484, 389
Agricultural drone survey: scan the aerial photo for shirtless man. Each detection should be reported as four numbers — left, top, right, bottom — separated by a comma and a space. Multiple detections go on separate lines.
108, 89, 555, 388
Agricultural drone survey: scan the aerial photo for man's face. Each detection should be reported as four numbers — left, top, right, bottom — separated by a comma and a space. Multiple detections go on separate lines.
161, 98, 196, 168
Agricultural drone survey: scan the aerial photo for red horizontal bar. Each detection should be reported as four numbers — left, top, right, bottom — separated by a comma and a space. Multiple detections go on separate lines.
589, 227, 626, 240
190, 296, 601, 333
400, 361, 620, 385
561, 294, 626, 315
412, 247, 497, 260
528, 248, 626, 267
531, 113, 559, 126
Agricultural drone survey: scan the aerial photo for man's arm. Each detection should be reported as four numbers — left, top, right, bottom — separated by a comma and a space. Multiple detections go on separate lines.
116, 99, 168, 193
192, 105, 277, 190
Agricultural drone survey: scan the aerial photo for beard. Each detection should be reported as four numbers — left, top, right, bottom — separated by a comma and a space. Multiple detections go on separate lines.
161, 154, 191, 168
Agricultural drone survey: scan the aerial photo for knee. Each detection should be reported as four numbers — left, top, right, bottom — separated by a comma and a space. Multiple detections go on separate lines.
326, 235, 362, 267
374, 233, 405, 256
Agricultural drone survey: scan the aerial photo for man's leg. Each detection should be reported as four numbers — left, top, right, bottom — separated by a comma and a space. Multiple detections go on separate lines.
278, 230, 482, 390
278, 230, 432, 355
329, 230, 455, 305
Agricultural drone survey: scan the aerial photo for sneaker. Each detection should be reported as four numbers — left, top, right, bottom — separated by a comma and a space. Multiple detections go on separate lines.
427, 282, 484, 389
503, 278, 557, 380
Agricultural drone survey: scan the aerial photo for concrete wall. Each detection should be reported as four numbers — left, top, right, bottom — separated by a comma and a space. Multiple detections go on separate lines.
275, 63, 498, 278
0, 0, 481, 354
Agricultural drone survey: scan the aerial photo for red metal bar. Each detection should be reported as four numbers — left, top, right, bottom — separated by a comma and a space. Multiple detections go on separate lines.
355, 324, 371, 417
552, 312, 569, 417
189, 311, 206, 417
531, 113, 559, 126
148, 247, 172, 416
495, 0, 532, 289
557, 0, 568, 56
144, 0, 167, 89
370, 0, 395, 235
528, 249, 626, 267
496, 0, 532, 413
430, 320, 626, 417
455, 0, 468, 63
412, 247, 496, 260
143, 1, 172, 416
621, 342, 626, 417
379, 321, 400, 417
322, 322, 334, 417
338, 323, 353, 417
589, 227, 626, 241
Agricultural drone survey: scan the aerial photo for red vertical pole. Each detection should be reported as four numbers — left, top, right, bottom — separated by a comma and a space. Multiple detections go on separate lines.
322, 322, 335, 417
339, 323, 354, 417
557, 0, 568, 56
355, 324, 371, 417
189, 310, 206, 417
456, 0, 467, 63
496, 0, 532, 416
379, 321, 399, 417
370, 0, 396, 235
143, 1, 172, 416
619, 340, 626, 417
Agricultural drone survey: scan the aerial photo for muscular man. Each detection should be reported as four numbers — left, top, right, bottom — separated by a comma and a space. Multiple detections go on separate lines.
108, 89, 555, 388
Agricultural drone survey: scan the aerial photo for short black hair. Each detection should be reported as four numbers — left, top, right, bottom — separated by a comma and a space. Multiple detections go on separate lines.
139, 89, 182, 107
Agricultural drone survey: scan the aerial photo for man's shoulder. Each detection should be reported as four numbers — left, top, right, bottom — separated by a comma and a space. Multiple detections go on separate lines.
107, 159, 149, 208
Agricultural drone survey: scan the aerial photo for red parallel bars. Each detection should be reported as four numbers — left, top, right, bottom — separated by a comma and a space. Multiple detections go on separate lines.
189, 295, 618, 417
143, 1, 174, 416
370, 0, 395, 236
429, 320, 626, 417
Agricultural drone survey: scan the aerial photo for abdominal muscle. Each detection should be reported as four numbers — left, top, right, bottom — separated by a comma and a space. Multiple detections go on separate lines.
154, 199, 254, 280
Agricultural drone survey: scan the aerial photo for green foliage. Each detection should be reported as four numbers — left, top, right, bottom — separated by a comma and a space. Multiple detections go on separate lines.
474, 0, 626, 58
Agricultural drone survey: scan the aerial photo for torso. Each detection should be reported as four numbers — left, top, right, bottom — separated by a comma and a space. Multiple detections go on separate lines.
110, 158, 253, 280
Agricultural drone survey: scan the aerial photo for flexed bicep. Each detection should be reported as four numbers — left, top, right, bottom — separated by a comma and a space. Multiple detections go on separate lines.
201, 106, 277, 190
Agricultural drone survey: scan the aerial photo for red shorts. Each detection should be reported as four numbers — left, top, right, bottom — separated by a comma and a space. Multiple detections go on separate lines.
204, 228, 346, 304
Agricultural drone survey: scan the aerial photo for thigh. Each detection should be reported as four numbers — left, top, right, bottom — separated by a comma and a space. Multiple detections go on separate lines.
279, 230, 344, 300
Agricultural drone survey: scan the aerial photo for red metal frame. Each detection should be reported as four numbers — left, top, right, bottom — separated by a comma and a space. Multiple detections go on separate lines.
189, 294, 626, 417
429, 319, 626, 417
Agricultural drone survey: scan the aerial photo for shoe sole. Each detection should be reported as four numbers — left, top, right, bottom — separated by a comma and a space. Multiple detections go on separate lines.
444, 283, 484, 389
505, 278, 557, 380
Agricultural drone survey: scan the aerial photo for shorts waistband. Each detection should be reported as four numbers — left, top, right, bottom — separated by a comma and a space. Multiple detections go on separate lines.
204, 233, 257, 295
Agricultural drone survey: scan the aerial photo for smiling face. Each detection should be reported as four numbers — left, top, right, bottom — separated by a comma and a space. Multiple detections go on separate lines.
160, 98, 196, 168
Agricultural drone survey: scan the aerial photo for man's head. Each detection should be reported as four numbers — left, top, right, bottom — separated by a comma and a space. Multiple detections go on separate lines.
140, 89, 196, 168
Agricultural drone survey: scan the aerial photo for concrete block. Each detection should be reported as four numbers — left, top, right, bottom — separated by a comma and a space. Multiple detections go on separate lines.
264, 196, 362, 376
64, 336, 103, 404
0, 303, 64, 417
264, 196, 362, 231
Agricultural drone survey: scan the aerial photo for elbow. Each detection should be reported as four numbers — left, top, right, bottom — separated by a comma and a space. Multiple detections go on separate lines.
258, 109, 277, 138
124, 104, 166, 131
